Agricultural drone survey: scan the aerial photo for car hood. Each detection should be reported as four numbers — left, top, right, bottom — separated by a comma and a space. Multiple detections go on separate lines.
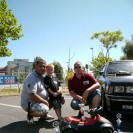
105, 75, 133, 85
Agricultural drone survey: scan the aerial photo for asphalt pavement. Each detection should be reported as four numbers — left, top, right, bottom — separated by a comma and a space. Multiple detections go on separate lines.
0, 94, 133, 133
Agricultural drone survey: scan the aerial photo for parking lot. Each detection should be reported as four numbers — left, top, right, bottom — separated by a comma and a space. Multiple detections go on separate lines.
0, 94, 75, 133
0, 94, 133, 133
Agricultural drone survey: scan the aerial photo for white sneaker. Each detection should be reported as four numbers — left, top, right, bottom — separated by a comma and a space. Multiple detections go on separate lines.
27, 114, 35, 125
27, 118, 35, 125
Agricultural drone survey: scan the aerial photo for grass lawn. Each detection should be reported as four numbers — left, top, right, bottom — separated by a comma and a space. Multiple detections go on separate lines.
0, 88, 69, 96
0, 89, 21, 96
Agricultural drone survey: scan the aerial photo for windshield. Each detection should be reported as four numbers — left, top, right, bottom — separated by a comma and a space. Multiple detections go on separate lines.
106, 62, 133, 74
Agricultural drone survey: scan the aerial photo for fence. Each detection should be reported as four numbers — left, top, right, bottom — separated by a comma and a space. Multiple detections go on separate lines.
0, 83, 23, 96
0, 72, 68, 96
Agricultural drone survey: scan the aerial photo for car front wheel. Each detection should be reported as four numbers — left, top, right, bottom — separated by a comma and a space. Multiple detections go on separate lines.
62, 129, 76, 133
99, 128, 113, 133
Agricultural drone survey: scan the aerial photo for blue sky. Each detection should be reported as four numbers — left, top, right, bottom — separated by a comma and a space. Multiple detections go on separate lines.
1, 0, 133, 70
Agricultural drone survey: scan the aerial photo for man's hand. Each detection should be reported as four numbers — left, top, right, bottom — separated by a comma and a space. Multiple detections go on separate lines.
82, 90, 89, 100
57, 89, 61, 95
30, 93, 49, 107
44, 100, 49, 107
79, 97, 86, 104
53, 92, 58, 97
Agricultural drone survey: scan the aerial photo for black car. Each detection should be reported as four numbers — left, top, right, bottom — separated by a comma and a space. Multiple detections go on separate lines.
97, 60, 133, 114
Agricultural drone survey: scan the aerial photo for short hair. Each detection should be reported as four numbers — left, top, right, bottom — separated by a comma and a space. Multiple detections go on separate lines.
45, 64, 54, 69
74, 61, 82, 67
32, 56, 46, 69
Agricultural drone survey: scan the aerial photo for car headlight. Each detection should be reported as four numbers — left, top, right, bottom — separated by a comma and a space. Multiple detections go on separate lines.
114, 86, 124, 93
126, 86, 133, 93
106, 85, 113, 94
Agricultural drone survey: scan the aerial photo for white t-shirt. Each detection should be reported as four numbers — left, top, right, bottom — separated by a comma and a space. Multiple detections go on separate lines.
21, 71, 48, 110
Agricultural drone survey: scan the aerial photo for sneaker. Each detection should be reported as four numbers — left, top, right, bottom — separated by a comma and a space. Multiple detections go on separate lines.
27, 114, 35, 125
27, 118, 35, 125
58, 117, 64, 125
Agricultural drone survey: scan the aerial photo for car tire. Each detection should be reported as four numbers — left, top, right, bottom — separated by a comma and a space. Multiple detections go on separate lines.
99, 128, 113, 133
62, 129, 76, 133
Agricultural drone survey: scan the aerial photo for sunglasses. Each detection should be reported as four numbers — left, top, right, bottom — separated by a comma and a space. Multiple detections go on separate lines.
74, 66, 81, 69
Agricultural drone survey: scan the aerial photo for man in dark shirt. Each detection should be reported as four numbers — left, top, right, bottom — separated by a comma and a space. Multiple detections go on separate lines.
68, 61, 101, 117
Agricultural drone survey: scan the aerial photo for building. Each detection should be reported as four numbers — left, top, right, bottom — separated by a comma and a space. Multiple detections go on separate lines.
6, 59, 33, 77
0, 67, 6, 75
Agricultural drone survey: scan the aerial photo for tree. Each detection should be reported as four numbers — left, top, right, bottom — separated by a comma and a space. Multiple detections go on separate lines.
0, 0, 23, 57
52, 61, 64, 82
90, 52, 112, 77
65, 70, 74, 86
90, 30, 124, 61
121, 35, 133, 60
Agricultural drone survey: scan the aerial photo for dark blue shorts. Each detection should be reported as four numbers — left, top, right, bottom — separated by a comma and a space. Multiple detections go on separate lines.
71, 89, 101, 110
50, 100, 61, 110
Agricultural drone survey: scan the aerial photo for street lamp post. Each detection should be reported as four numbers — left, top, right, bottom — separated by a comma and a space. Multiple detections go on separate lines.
90, 48, 94, 59
16, 63, 20, 92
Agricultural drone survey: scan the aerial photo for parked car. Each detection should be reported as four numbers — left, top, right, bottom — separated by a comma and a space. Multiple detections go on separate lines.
97, 60, 133, 114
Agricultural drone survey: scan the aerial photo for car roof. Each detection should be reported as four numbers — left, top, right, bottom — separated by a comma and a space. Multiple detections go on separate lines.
108, 60, 133, 63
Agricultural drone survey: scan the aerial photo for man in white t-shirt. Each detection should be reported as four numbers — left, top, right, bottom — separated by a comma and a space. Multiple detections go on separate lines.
21, 57, 53, 124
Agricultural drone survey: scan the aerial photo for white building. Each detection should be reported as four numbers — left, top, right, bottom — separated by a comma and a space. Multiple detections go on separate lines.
6, 59, 33, 76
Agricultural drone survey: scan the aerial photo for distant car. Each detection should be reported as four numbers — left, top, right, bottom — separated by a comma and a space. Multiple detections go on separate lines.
96, 60, 133, 114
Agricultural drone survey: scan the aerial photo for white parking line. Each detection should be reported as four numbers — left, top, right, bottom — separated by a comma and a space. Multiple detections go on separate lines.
0, 97, 72, 109
0, 103, 21, 109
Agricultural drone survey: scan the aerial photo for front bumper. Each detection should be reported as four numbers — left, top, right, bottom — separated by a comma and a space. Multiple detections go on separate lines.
105, 94, 133, 113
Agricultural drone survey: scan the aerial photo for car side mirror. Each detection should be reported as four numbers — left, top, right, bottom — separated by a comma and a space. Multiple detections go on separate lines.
99, 71, 104, 75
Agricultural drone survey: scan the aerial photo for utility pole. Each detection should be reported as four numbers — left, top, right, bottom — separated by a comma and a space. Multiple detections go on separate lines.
67, 48, 75, 72
90, 47, 94, 59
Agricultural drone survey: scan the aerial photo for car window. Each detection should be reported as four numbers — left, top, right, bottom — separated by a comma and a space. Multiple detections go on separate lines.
107, 62, 133, 74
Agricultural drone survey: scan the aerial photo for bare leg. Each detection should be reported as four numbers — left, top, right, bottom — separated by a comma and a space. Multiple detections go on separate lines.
55, 108, 62, 120
92, 95, 101, 108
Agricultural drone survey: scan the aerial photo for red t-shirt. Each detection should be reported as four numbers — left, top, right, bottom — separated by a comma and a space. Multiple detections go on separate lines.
68, 72, 97, 96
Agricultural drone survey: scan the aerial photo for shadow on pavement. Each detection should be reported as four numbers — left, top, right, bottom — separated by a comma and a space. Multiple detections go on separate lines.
0, 120, 56, 133
101, 113, 133, 132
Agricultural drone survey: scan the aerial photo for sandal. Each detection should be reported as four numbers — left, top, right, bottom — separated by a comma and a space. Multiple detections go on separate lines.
39, 114, 54, 120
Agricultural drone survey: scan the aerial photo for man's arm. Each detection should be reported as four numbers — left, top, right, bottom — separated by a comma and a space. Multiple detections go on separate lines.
69, 91, 86, 103
30, 93, 49, 107
82, 82, 101, 100
48, 88, 58, 97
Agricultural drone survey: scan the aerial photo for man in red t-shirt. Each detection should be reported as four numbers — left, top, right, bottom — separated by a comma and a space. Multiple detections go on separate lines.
68, 61, 101, 117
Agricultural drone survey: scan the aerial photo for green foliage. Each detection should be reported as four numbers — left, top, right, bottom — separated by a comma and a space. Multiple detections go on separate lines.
0, 0, 23, 57
19, 73, 25, 83
90, 30, 124, 60
65, 70, 74, 86
0, 88, 20, 95
90, 52, 112, 77
120, 55, 127, 60
52, 61, 64, 82
121, 35, 133, 60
